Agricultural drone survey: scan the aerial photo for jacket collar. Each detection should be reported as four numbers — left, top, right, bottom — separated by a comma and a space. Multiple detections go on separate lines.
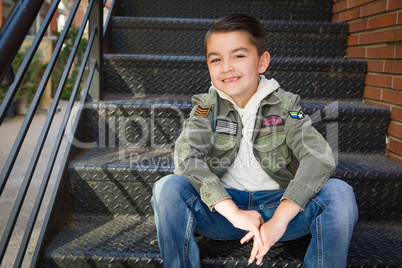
209, 76, 282, 117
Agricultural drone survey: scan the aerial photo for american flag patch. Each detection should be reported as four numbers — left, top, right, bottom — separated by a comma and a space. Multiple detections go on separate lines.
194, 104, 211, 118
215, 119, 238, 135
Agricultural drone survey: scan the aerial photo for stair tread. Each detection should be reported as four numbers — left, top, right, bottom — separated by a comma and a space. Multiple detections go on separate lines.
112, 16, 349, 33
118, 0, 333, 22
70, 148, 401, 183
103, 55, 366, 100
43, 215, 402, 266
96, 97, 390, 123
103, 54, 366, 73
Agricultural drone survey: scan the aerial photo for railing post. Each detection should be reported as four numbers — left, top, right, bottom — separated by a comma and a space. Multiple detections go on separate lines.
0, 0, 45, 82
88, 0, 103, 101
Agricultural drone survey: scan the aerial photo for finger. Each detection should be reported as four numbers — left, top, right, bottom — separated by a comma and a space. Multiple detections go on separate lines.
248, 239, 260, 264
240, 231, 254, 244
256, 254, 264, 266
256, 245, 271, 265
251, 227, 264, 248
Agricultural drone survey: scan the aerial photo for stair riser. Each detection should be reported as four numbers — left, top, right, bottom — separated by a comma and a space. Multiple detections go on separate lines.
85, 105, 387, 154
68, 168, 401, 222
111, 21, 347, 58
118, 0, 333, 22
104, 57, 366, 101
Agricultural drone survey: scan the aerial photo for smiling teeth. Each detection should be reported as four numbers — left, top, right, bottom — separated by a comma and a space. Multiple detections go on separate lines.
223, 77, 239, 82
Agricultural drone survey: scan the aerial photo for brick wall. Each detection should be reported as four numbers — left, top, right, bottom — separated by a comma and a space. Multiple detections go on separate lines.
332, 0, 402, 164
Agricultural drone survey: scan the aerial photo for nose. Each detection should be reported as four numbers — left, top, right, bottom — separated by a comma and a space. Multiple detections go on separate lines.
222, 59, 234, 72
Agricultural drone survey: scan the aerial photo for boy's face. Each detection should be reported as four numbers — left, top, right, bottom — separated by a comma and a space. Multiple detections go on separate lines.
206, 31, 270, 108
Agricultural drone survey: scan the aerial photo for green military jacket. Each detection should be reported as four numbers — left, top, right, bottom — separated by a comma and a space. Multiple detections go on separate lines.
174, 87, 336, 211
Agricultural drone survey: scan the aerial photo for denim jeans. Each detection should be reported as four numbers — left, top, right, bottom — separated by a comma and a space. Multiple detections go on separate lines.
151, 174, 358, 268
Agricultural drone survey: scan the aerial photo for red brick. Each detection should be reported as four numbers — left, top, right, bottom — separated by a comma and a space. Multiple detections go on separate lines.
388, 153, 402, 164
391, 107, 402, 121
382, 89, 402, 103
388, 121, 402, 138
396, 46, 402, 58
332, 13, 341, 22
367, 60, 385, 72
388, 0, 402, 10
361, 0, 387, 17
346, 47, 366, 58
363, 86, 382, 99
365, 74, 393, 87
398, 11, 402, 25
383, 28, 402, 42
368, 13, 398, 29
348, 0, 372, 8
360, 29, 402, 45
349, 19, 368, 32
341, 7, 361, 21
394, 77, 402, 90
367, 46, 395, 59
333, 0, 348, 13
385, 61, 402, 74
347, 35, 359, 46
389, 137, 402, 155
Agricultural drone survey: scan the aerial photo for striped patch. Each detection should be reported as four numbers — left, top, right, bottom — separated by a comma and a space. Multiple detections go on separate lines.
194, 104, 211, 118
289, 109, 305, 119
215, 119, 237, 135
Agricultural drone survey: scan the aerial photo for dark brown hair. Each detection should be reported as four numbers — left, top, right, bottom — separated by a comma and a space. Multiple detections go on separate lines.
204, 14, 266, 56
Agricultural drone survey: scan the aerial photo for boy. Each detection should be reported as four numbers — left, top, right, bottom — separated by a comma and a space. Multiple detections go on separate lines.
152, 14, 358, 267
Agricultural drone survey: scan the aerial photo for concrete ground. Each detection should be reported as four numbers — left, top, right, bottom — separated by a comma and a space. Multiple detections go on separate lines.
0, 100, 72, 267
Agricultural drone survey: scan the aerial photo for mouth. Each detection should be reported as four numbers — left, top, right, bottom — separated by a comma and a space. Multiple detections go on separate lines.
222, 77, 240, 83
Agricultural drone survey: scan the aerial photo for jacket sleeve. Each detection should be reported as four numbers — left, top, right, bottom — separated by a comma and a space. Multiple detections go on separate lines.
281, 94, 336, 210
173, 95, 231, 211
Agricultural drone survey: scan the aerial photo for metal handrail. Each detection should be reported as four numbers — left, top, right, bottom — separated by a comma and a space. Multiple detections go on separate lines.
0, 0, 110, 266
0, 0, 60, 126
0, 0, 81, 196
0, 0, 45, 82
14, 29, 97, 268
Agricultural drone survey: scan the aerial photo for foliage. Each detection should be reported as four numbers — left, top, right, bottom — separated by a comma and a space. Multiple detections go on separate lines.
12, 48, 48, 102
52, 27, 88, 100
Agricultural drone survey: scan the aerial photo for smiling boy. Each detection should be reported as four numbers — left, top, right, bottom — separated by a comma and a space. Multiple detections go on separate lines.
152, 14, 358, 267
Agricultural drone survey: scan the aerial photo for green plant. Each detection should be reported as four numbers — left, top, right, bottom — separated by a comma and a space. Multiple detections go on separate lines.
0, 88, 5, 102
12, 48, 47, 103
52, 27, 88, 100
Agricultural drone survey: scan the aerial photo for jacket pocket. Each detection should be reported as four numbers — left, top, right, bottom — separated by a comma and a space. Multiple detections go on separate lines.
213, 133, 237, 151
207, 134, 237, 170
254, 131, 291, 173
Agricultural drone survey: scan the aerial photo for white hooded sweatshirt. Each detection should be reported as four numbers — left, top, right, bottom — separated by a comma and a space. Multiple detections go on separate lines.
212, 75, 282, 191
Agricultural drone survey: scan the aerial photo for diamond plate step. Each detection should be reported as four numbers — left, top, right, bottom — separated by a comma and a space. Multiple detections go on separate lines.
85, 98, 389, 154
111, 17, 348, 58
118, 0, 334, 22
67, 148, 401, 222
40, 215, 402, 267
103, 55, 366, 101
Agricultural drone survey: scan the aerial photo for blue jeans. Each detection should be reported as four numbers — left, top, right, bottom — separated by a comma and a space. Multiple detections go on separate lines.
151, 175, 358, 268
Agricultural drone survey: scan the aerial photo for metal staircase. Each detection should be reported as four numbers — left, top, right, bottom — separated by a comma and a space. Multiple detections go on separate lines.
35, 0, 401, 267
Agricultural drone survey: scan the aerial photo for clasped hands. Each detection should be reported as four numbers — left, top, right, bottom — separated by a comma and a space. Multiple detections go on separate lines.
214, 199, 299, 266
237, 210, 287, 265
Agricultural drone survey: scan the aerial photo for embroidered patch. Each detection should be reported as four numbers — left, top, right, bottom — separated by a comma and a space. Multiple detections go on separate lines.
289, 109, 305, 119
194, 104, 211, 118
262, 115, 284, 127
215, 119, 238, 135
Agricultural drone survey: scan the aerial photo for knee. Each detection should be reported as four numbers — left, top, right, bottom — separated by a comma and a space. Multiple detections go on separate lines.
322, 179, 359, 223
152, 174, 189, 204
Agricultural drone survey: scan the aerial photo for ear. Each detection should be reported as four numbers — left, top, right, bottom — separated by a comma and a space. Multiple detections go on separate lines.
258, 51, 270, 73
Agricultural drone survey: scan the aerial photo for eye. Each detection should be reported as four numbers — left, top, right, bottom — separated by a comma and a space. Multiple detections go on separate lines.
210, 58, 221, 64
234, 54, 245, 59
